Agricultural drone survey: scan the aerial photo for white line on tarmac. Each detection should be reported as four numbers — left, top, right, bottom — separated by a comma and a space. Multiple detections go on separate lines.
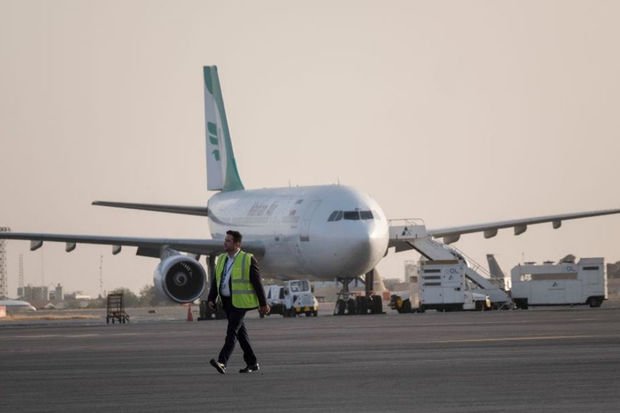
3, 332, 141, 339
431, 335, 600, 344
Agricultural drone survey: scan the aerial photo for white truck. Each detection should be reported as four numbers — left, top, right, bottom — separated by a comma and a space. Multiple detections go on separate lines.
510, 257, 607, 309
264, 280, 319, 317
391, 260, 491, 312
418, 260, 491, 311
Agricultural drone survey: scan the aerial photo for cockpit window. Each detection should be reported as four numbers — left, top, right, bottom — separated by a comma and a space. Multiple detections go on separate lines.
328, 210, 341, 221
328, 210, 374, 222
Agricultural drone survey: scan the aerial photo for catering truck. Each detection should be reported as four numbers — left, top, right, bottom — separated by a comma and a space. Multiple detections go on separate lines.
264, 280, 319, 317
510, 257, 606, 308
391, 259, 491, 312
418, 260, 491, 311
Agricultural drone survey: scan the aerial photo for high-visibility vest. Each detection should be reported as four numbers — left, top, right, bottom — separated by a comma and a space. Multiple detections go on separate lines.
214, 251, 259, 309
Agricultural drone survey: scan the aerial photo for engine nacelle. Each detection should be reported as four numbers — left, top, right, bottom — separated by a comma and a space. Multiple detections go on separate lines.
154, 254, 207, 303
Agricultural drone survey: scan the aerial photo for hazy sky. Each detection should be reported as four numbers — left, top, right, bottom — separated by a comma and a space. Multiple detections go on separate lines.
1, 0, 620, 297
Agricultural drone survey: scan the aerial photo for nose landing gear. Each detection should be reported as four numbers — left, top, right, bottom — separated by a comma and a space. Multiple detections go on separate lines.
333, 269, 384, 316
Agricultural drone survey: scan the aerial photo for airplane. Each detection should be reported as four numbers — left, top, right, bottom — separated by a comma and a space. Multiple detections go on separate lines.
0, 299, 37, 313
486, 254, 508, 290
1, 66, 620, 312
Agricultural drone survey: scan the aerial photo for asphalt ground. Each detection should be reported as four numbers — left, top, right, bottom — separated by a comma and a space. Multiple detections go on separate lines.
2, 304, 620, 413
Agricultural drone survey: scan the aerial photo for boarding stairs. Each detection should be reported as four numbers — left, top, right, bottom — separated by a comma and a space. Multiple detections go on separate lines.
389, 220, 512, 307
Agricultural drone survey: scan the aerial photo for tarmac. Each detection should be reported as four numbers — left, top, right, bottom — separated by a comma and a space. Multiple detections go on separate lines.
2, 304, 620, 412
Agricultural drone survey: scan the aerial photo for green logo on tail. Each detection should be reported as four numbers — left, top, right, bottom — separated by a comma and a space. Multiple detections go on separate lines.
207, 122, 220, 161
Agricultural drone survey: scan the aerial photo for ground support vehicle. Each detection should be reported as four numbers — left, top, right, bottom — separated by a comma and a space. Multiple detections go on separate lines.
390, 260, 491, 312
264, 280, 319, 317
510, 257, 606, 309
106, 293, 130, 324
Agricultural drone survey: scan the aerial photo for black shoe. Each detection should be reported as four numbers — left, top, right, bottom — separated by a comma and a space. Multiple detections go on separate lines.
239, 364, 260, 373
210, 359, 226, 374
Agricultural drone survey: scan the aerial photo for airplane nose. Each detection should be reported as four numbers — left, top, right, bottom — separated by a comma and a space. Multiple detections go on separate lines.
336, 224, 388, 277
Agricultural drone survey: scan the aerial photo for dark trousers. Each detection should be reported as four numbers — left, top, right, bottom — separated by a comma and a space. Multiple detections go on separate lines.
217, 297, 257, 366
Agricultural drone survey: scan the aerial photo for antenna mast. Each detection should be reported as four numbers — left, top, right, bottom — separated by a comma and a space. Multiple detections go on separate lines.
0, 226, 9, 299
99, 255, 104, 298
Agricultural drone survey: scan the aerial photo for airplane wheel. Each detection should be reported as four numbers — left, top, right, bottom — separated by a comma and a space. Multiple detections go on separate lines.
588, 297, 603, 308
336, 300, 346, 315
346, 298, 356, 315
356, 296, 367, 314
372, 295, 383, 314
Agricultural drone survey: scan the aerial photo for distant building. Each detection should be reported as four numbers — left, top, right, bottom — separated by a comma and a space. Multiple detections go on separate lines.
607, 262, 620, 279
48, 284, 64, 303
21, 285, 49, 308
606, 262, 620, 298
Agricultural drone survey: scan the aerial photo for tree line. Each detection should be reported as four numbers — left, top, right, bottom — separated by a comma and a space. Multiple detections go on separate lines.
82, 284, 170, 308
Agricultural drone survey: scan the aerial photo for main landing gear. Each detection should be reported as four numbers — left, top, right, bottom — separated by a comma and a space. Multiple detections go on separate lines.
333, 269, 384, 316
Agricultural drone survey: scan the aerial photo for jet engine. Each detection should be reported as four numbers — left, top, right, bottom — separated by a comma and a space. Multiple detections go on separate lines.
154, 253, 207, 303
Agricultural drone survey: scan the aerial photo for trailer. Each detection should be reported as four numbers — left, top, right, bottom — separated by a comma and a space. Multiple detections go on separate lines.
510, 257, 607, 309
106, 293, 130, 324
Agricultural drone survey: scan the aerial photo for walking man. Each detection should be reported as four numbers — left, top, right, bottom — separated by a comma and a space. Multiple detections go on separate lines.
208, 230, 270, 374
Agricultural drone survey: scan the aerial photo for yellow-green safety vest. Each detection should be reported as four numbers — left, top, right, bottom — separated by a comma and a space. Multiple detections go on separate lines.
214, 251, 259, 309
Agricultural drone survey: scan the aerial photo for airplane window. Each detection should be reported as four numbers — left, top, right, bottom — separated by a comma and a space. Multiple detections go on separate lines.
328, 210, 343, 222
360, 210, 373, 220
343, 211, 360, 220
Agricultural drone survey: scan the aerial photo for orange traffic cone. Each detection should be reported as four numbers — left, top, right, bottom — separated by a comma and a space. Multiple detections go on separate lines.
186, 304, 193, 322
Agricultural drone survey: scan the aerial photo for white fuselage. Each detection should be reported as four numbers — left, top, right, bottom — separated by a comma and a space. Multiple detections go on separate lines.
207, 185, 389, 280
0, 300, 37, 312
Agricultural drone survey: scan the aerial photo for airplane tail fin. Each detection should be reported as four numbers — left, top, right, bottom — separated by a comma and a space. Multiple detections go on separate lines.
486, 254, 509, 290
486, 254, 506, 280
203, 66, 244, 192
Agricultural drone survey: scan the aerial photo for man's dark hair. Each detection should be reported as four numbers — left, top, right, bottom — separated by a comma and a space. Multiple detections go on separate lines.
226, 230, 242, 244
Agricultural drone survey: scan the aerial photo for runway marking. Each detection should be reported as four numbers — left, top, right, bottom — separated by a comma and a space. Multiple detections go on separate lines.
4, 334, 64, 339
2, 332, 144, 340
432, 335, 599, 344
3, 333, 101, 339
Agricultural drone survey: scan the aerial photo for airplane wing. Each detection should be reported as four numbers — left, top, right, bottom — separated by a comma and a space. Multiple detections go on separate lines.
0, 232, 265, 258
92, 201, 209, 216
428, 208, 620, 243
390, 208, 620, 248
